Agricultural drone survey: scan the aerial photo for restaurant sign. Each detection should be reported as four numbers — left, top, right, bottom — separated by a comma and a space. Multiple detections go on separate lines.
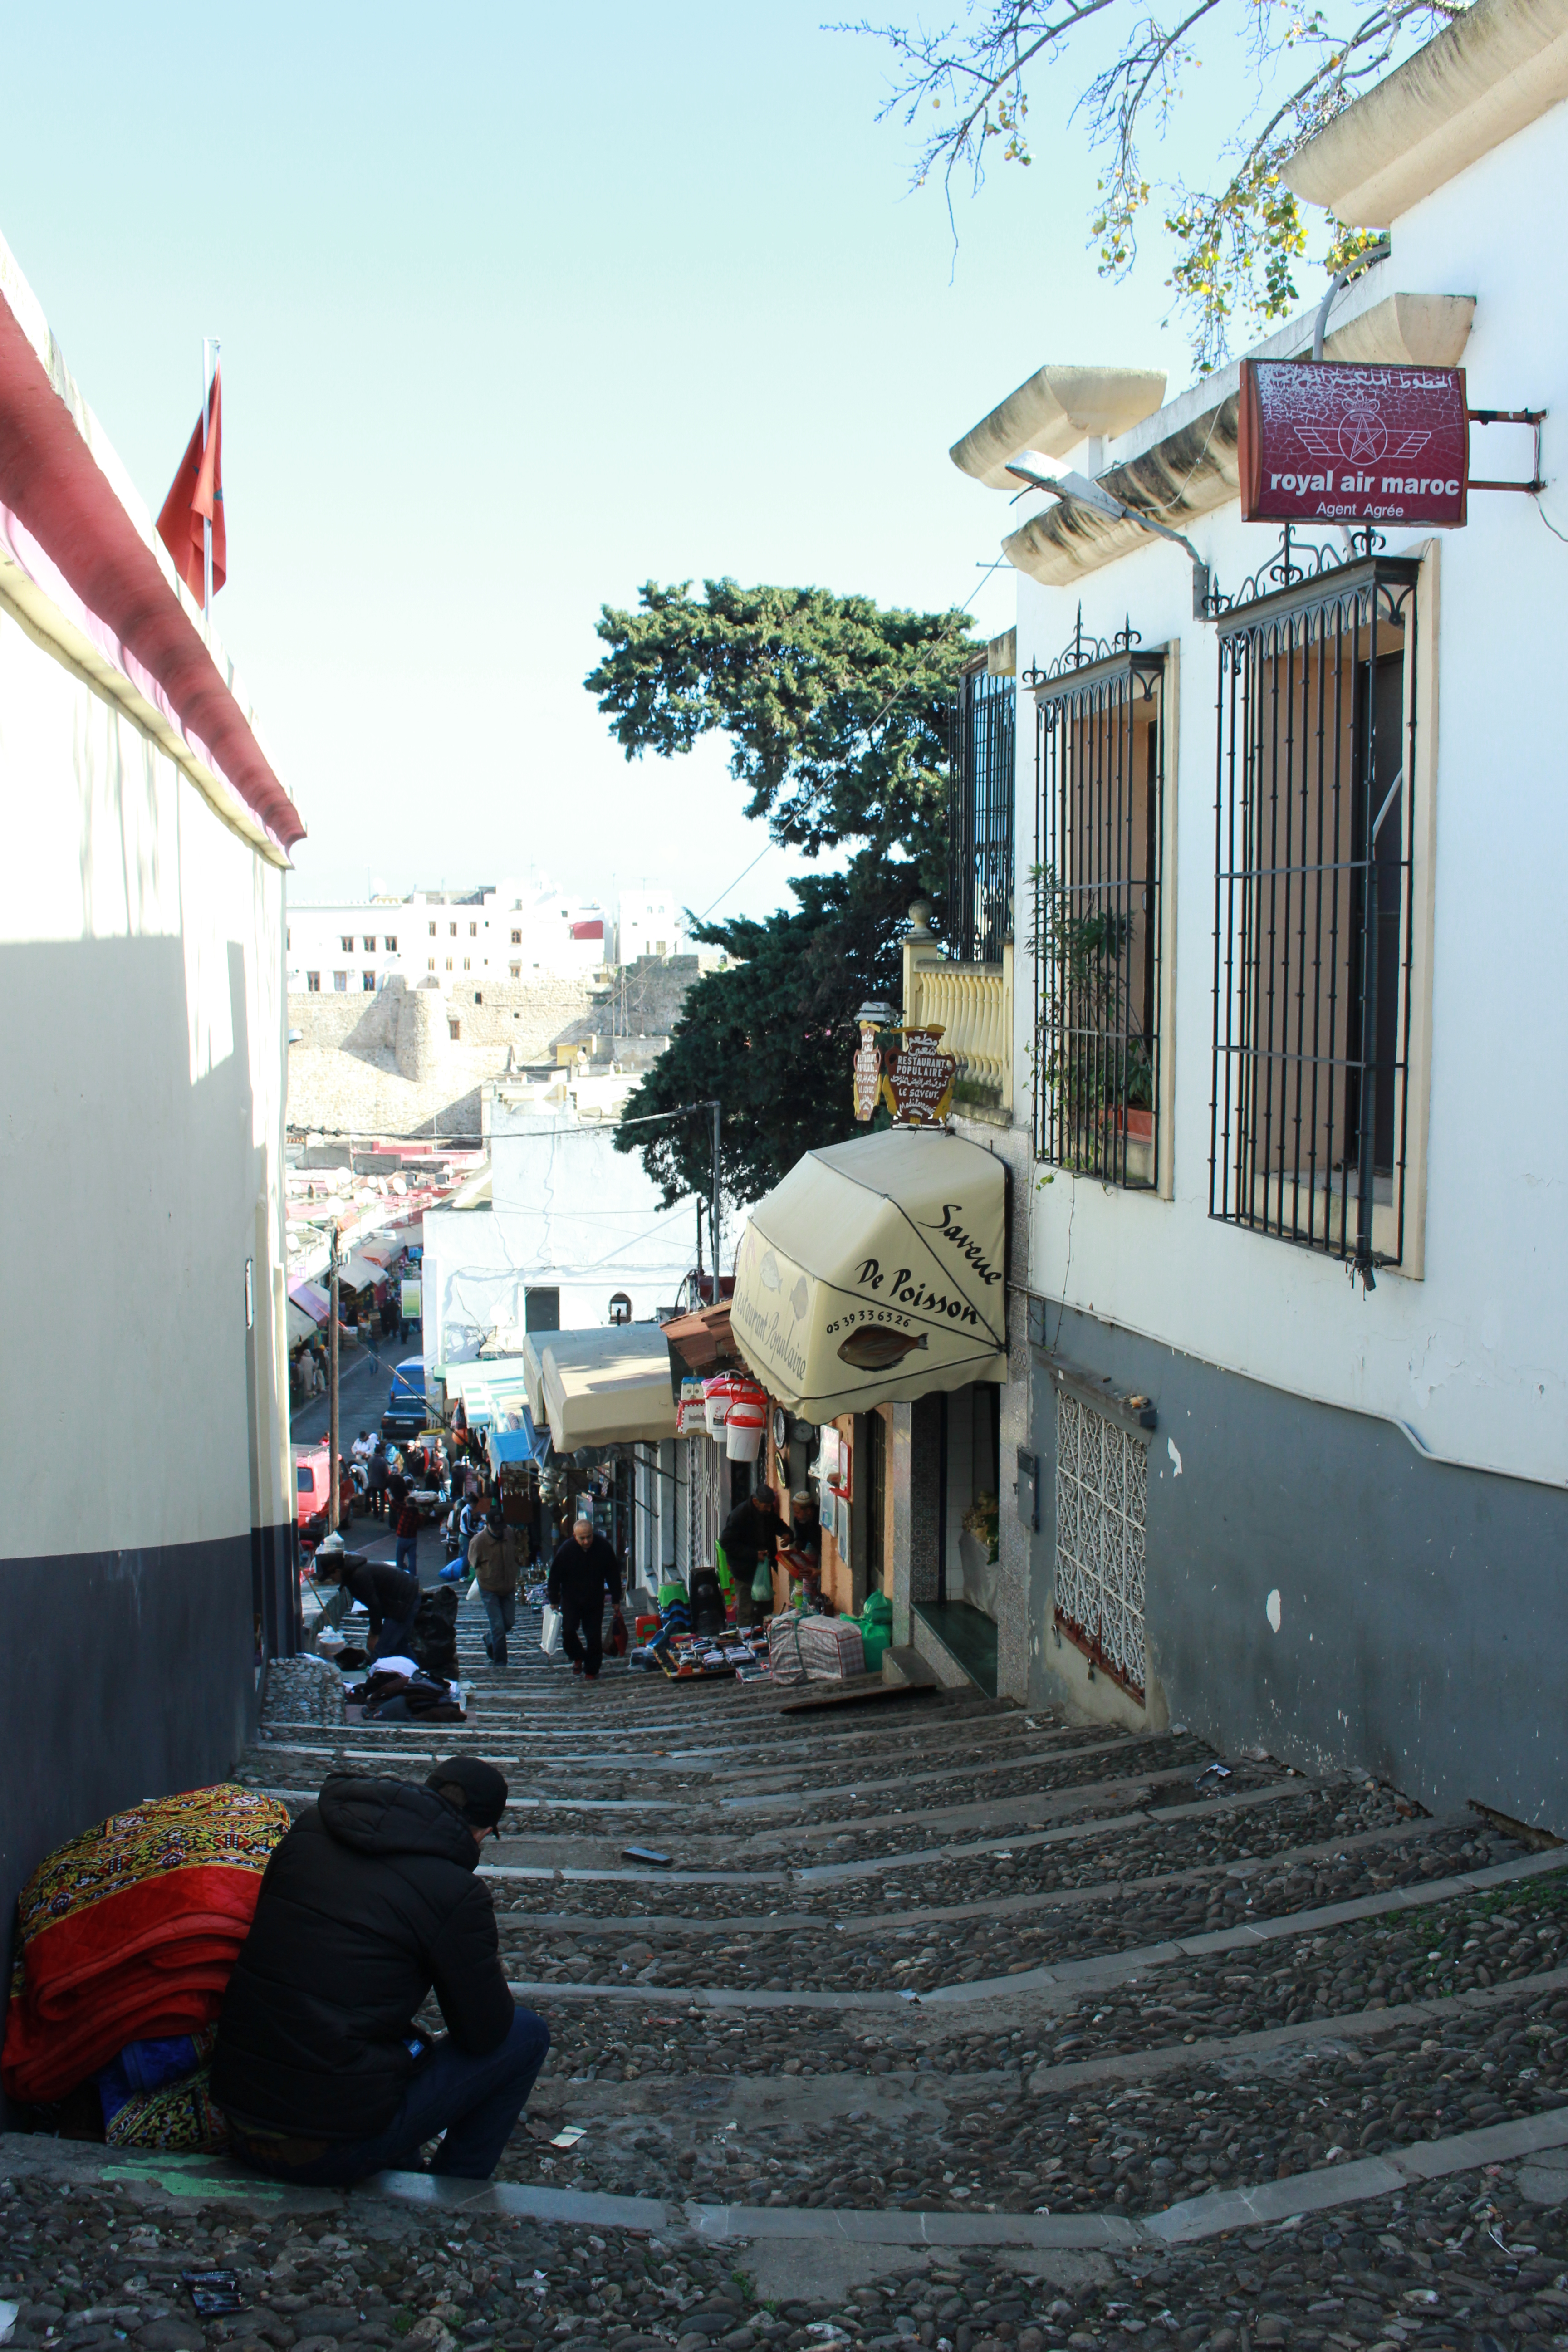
1239, 360, 1468, 529
887, 1027, 957, 1126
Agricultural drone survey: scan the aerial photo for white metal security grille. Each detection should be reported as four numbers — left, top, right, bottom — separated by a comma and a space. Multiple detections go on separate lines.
1054, 1389, 1148, 1701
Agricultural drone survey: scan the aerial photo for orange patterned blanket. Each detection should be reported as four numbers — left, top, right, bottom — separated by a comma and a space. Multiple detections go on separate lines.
2, 1783, 290, 2104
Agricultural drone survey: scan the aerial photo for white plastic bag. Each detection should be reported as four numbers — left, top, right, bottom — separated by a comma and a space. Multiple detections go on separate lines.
540, 1604, 563, 1658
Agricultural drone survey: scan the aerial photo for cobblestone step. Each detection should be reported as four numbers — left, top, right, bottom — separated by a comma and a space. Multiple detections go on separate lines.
65, 1593, 1554, 2345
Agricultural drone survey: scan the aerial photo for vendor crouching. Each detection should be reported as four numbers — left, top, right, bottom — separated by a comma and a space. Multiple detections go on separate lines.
211, 1757, 548, 2183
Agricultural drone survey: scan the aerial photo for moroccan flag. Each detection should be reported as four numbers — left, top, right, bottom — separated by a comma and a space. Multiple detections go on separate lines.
156, 364, 226, 602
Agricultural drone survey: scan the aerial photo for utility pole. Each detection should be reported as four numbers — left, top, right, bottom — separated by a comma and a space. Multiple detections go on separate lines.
328, 1225, 342, 1532
709, 1098, 722, 1301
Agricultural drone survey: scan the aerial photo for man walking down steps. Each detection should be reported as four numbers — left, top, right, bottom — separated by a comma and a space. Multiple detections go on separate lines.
547, 1513, 622, 1682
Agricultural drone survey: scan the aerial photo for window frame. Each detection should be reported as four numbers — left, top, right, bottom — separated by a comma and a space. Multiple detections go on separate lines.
1031, 636, 1176, 1196
1209, 546, 1427, 1281
948, 655, 1016, 965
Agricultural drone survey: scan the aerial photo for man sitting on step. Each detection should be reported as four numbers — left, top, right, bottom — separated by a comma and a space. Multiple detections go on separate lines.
212, 1757, 549, 2184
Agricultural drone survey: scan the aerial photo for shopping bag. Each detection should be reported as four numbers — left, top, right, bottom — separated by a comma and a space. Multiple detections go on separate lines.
750, 1560, 774, 1605
610, 1608, 628, 1657
540, 1605, 563, 1657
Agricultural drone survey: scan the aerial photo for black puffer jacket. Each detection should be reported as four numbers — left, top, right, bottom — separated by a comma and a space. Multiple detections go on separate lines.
211, 1776, 513, 2139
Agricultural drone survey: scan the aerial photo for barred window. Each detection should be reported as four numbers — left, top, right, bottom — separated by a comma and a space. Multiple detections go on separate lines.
1054, 1388, 1147, 1703
1032, 634, 1166, 1189
1210, 549, 1418, 1279
947, 656, 1014, 965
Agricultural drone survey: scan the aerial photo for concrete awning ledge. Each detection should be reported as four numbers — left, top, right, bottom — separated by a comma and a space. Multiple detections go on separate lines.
950, 363, 1168, 489
1285, 0, 1568, 225
1002, 271, 1475, 590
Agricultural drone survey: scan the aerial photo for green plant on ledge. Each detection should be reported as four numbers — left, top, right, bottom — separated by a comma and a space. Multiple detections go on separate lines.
1027, 862, 1153, 1143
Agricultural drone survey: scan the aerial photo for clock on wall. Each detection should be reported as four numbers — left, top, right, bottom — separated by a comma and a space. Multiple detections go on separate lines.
773, 1406, 789, 1450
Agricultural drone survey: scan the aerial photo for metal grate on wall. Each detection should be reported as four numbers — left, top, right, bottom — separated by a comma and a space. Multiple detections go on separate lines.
948, 659, 1016, 965
1054, 1388, 1148, 1702
1210, 547, 1419, 1281
1033, 634, 1166, 1188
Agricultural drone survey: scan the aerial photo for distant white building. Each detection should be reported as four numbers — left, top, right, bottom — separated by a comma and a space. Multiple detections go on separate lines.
285, 879, 609, 993
616, 887, 684, 965
422, 1073, 695, 1376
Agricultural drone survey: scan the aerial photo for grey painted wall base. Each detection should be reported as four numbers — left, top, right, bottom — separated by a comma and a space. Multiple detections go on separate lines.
0, 1531, 267, 2124
1027, 1302, 1568, 1832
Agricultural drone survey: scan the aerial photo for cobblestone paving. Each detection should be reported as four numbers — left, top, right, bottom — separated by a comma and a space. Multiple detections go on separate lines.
15, 1594, 1568, 2352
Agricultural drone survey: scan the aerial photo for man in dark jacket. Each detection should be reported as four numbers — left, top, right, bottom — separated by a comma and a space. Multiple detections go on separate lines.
317, 1547, 420, 1661
720, 1484, 790, 1627
547, 1514, 622, 1681
213, 1757, 547, 2183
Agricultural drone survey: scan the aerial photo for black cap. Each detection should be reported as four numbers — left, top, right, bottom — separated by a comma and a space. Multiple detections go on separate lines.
426, 1756, 509, 1830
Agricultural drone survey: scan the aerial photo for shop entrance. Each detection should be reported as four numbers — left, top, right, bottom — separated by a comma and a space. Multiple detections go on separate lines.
919, 1382, 1001, 1695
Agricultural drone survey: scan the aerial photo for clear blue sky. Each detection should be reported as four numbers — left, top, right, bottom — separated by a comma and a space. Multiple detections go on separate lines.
1, 2, 1308, 926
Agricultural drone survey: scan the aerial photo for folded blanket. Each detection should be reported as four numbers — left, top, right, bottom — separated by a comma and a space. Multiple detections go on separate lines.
3, 1783, 290, 2104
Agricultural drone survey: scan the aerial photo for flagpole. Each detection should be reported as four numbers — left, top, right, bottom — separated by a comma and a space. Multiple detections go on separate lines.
201, 337, 218, 621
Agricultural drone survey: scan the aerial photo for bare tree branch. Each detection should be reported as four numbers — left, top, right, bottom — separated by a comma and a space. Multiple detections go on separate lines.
845, 0, 1471, 361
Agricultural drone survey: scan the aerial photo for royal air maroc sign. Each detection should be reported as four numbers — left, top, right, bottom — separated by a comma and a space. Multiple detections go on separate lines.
1240, 360, 1469, 529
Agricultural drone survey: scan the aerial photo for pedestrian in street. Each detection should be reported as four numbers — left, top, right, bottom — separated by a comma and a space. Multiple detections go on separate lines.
212, 1756, 548, 2185
315, 1547, 421, 1663
720, 1483, 790, 1628
389, 1475, 421, 1583
546, 1514, 622, 1682
364, 1440, 390, 1521
468, 1505, 519, 1668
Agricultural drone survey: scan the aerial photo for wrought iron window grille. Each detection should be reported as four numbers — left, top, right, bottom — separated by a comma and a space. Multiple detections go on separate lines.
1053, 1387, 1148, 1705
1208, 534, 1421, 1287
1031, 612, 1167, 1191
947, 658, 1015, 966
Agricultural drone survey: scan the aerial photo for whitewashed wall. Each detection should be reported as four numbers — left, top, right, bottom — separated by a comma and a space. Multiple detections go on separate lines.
0, 600, 291, 1560
1010, 107, 1568, 1491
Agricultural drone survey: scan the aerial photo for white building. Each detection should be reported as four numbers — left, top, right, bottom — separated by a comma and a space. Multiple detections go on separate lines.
616, 887, 684, 965
0, 229, 301, 1930
935, 0, 1568, 1827
285, 879, 610, 993
421, 1072, 696, 1377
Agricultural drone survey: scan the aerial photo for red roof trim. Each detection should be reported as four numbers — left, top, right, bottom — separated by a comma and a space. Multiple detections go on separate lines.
0, 291, 304, 853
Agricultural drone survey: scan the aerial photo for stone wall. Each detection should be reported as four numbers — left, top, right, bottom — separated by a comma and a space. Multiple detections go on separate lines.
286, 960, 711, 1141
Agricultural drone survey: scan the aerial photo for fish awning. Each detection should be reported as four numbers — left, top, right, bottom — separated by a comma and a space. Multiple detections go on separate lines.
730, 1127, 1008, 1419
538, 1324, 680, 1453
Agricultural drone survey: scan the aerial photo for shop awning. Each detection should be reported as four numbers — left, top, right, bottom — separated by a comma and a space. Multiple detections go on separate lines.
286, 1298, 319, 1346
440, 1357, 534, 1428
340, 1248, 389, 1292
537, 1324, 680, 1453
287, 1278, 329, 1324
522, 1333, 548, 1422
730, 1127, 1008, 1420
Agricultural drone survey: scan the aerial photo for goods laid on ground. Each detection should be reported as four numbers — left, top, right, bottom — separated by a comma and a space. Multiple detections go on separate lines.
343, 1666, 466, 1722
2, 1783, 290, 2106
98, 2026, 228, 2153
768, 1613, 808, 1686
798, 1614, 866, 1681
858, 1591, 894, 1675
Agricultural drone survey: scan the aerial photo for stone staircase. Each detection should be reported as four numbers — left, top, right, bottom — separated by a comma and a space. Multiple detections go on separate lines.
233, 1592, 1568, 2243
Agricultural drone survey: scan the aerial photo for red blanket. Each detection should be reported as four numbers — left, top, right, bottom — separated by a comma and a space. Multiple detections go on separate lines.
3, 1783, 290, 2104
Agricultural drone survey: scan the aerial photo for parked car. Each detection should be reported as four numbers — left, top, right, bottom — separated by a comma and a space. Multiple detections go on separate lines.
293, 1443, 353, 1548
381, 1356, 428, 1442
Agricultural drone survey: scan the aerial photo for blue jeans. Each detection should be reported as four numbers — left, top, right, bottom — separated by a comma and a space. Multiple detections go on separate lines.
231, 2006, 551, 2185
395, 1534, 418, 1578
481, 1588, 515, 1664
